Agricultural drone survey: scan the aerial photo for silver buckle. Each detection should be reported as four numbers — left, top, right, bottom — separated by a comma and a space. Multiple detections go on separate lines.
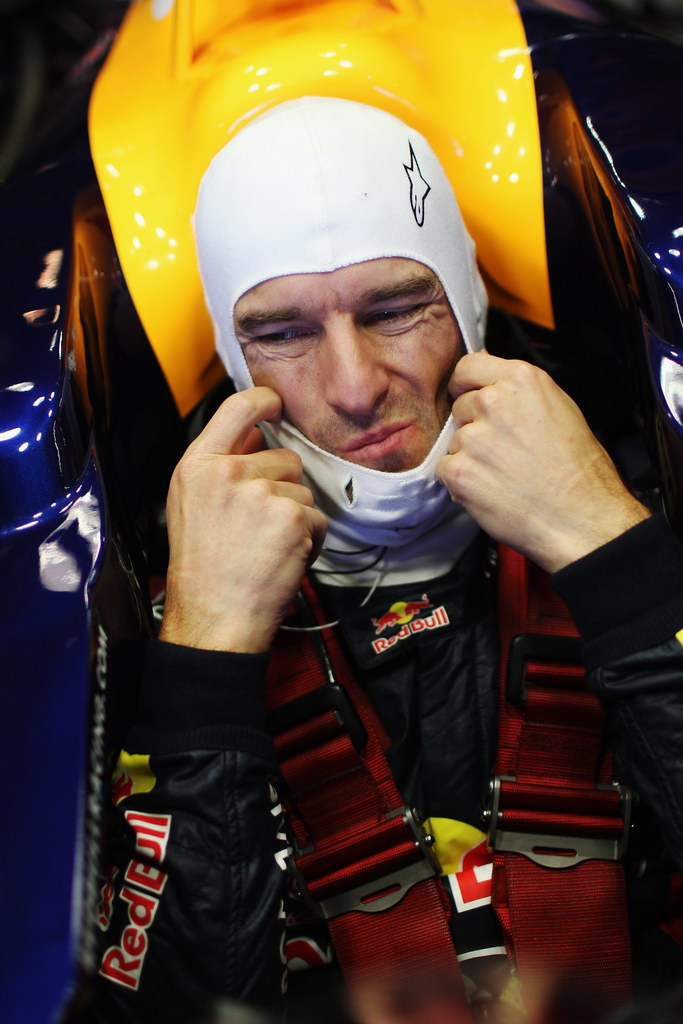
486, 776, 632, 869
288, 806, 441, 920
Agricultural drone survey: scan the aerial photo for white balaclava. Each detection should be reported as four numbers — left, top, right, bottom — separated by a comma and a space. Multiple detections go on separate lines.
194, 97, 488, 555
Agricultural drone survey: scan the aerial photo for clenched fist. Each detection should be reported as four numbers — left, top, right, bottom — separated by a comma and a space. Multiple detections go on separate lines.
436, 352, 649, 573
160, 387, 327, 653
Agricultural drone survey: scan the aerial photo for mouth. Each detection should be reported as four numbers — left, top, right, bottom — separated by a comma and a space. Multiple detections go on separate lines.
339, 422, 416, 462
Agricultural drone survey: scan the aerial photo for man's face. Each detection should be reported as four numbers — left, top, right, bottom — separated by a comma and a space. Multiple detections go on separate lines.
234, 257, 465, 471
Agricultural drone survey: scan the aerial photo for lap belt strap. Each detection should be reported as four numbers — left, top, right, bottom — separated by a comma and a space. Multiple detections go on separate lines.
491, 545, 632, 1009
266, 577, 469, 1011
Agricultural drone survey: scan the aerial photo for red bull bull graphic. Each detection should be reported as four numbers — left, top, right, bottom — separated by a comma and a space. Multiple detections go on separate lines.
370, 594, 449, 654
97, 864, 119, 932
111, 750, 158, 806
371, 594, 434, 634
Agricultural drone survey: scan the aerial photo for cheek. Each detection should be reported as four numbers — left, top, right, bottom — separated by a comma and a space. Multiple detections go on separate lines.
247, 357, 320, 428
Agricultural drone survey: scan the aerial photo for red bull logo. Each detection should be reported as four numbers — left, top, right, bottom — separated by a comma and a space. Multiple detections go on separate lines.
370, 594, 449, 654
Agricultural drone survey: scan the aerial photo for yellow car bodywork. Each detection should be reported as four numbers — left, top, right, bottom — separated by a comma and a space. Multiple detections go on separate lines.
90, 0, 552, 416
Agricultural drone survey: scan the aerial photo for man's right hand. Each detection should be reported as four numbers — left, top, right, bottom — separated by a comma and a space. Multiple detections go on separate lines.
159, 387, 327, 653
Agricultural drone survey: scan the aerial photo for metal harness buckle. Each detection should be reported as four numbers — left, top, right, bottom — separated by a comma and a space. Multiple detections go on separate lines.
288, 806, 441, 920
487, 775, 632, 869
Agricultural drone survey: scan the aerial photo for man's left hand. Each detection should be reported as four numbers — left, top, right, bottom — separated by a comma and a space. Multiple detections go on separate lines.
436, 352, 650, 573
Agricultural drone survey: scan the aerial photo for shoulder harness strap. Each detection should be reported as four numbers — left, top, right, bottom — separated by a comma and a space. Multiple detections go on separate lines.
491, 544, 632, 1010
266, 576, 469, 1014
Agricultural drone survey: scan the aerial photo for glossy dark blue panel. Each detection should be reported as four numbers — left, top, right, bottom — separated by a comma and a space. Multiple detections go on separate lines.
0, 147, 104, 1024
519, 0, 683, 526
0, 131, 169, 1017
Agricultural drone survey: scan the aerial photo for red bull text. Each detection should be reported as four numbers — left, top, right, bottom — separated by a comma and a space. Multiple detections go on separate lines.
99, 811, 172, 990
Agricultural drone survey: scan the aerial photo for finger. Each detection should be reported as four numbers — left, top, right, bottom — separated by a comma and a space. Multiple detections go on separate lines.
241, 426, 267, 455
449, 390, 479, 429
446, 428, 462, 455
265, 480, 316, 506
190, 387, 283, 458
448, 351, 512, 399
435, 452, 460, 497
307, 508, 328, 566
237, 448, 303, 484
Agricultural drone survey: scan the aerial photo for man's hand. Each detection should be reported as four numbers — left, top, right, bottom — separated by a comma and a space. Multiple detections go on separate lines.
436, 352, 649, 573
159, 387, 327, 653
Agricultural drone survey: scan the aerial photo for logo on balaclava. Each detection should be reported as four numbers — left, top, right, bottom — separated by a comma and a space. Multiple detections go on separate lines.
403, 142, 431, 227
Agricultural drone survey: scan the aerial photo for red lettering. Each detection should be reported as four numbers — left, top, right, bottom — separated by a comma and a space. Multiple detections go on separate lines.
124, 811, 171, 862
124, 858, 167, 895
121, 886, 159, 929
122, 925, 147, 958
100, 946, 142, 990
99, 816, 171, 993
449, 840, 493, 912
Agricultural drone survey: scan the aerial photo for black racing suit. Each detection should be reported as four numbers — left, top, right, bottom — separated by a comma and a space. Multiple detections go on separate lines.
84, 516, 683, 1023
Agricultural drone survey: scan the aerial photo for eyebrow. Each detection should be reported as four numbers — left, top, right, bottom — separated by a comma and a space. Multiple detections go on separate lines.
234, 273, 440, 334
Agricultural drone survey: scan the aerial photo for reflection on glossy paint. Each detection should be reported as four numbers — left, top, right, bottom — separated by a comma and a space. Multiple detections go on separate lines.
38, 490, 102, 593
6, 382, 34, 392
23, 306, 61, 326
0, 428, 21, 442
36, 250, 64, 289
660, 356, 683, 427
585, 115, 633, 202
629, 198, 645, 219
153, 0, 174, 19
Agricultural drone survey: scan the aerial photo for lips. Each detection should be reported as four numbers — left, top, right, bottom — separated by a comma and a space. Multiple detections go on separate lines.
340, 422, 414, 458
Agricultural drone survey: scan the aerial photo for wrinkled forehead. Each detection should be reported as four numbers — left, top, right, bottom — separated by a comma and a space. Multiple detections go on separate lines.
233, 257, 444, 325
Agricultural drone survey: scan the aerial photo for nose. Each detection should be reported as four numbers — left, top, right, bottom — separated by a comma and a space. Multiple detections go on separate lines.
320, 318, 390, 418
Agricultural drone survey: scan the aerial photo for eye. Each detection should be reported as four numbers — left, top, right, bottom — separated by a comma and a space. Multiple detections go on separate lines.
253, 326, 316, 346
365, 303, 426, 327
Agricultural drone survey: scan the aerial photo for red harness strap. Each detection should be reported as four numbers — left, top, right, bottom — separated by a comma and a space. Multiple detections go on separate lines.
491, 545, 632, 1010
266, 578, 469, 1013
266, 553, 632, 1016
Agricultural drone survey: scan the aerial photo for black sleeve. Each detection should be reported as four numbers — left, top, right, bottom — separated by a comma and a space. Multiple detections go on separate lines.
552, 515, 683, 868
84, 640, 288, 1024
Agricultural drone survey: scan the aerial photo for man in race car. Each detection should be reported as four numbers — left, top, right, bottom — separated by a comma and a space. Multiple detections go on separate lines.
92, 99, 683, 1023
